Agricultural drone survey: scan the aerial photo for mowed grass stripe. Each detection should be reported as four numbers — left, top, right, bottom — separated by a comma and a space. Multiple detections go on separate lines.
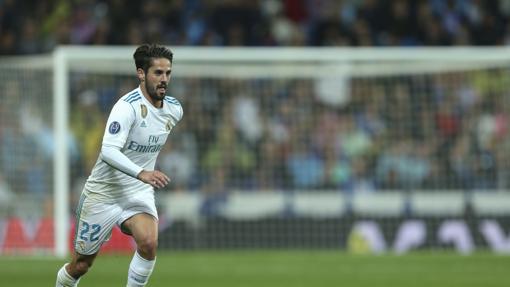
0, 251, 508, 287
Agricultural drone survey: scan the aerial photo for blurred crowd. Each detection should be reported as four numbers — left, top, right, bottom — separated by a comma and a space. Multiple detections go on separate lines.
1, 0, 510, 201
2, 0, 510, 54
1, 67, 509, 199
153, 70, 510, 193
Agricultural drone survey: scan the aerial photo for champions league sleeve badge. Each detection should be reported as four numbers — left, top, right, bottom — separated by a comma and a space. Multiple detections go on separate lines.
109, 121, 121, 134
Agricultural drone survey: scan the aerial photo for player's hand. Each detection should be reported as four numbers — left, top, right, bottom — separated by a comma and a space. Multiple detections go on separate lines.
137, 170, 170, 189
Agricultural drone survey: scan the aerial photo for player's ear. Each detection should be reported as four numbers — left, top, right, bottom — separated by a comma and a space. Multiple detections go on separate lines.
137, 68, 145, 82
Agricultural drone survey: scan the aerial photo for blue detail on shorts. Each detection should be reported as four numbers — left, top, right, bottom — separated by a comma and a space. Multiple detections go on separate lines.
109, 121, 121, 134
79, 222, 102, 242
73, 193, 86, 248
79, 222, 89, 241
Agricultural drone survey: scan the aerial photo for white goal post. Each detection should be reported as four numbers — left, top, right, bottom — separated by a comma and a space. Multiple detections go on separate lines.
1, 46, 510, 257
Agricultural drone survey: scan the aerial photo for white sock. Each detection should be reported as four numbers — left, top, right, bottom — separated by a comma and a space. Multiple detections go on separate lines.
126, 251, 156, 287
56, 263, 80, 287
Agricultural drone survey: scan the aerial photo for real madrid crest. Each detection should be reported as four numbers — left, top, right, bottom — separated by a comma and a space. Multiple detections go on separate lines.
166, 120, 172, 132
141, 104, 148, 118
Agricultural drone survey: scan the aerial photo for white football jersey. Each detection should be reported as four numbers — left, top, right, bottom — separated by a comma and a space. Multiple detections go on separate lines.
84, 87, 183, 202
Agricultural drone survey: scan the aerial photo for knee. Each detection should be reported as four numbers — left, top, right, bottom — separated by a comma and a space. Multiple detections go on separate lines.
137, 237, 158, 258
71, 260, 93, 277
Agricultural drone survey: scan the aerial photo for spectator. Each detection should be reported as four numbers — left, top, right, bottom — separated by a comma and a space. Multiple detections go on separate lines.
2, 0, 510, 195
159, 124, 198, 191
286, 136, 324, 189
71, 90, 106, 172
202, 101, 257, 188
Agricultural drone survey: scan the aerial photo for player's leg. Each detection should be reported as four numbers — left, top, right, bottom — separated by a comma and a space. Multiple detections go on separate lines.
56, 192, 121, 286
56, 251, 97, 287
121, 213, 158, 287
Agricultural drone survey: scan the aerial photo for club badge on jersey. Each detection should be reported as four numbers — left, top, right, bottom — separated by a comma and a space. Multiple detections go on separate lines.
141, 104, 147, 118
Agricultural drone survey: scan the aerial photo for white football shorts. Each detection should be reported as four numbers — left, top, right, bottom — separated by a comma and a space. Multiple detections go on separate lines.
73, 189, 158, 255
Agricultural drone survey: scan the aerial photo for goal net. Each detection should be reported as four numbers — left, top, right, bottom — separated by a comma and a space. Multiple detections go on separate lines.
0, 56, 56, 255
1, 47, 510, 256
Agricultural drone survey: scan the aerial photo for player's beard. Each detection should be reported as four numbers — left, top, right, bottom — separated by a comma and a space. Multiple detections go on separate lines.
145, 80, 167, 102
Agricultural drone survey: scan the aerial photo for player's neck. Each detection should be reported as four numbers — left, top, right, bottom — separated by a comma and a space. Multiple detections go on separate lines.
139, 85, 163, 108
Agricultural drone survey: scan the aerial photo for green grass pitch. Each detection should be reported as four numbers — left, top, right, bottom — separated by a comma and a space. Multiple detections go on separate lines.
1, 251, 509, 287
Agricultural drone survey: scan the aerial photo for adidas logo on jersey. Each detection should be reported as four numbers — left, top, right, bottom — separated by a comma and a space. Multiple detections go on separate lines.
140, 121, 147, 127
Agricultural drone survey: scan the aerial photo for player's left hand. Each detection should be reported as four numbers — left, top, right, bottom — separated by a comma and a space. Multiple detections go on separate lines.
137, 170, 170, 189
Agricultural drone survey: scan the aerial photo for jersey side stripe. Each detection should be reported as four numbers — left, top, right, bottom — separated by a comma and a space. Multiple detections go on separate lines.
164, 97, 181, 106
125, 91, 139, 100
127, 96, 141, 103
164, 98, 179, 103
124, 92, 140, 102
127, 90, 139, 97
